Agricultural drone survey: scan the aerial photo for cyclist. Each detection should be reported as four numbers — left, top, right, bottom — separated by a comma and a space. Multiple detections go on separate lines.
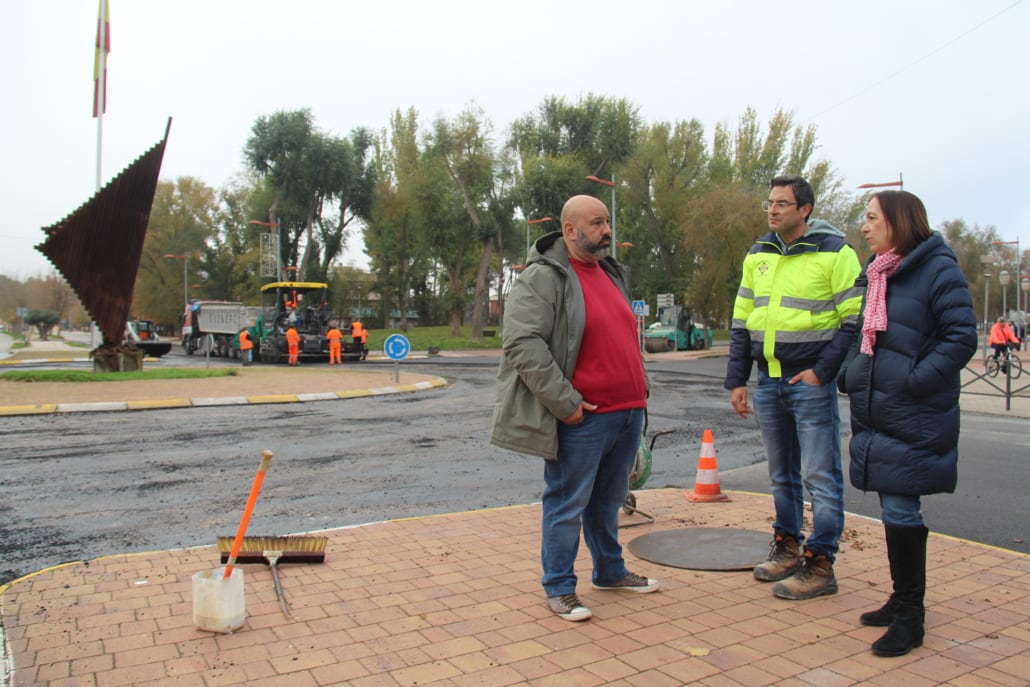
988, 316, 1020, 361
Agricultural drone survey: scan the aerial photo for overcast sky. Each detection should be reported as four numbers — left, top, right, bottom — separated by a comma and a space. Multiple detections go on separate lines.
4, 0, 1028, 281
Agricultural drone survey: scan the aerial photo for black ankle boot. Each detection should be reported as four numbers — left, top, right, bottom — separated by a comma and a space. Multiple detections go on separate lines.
861, 524, 901, 627
870, 525, 928, 657
872, 605, 925, 656
860, 598, 900, 627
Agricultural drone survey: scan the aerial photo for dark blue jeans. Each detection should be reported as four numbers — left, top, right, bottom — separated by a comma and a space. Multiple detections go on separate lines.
541, 408, 644, 597
880, 492, 924, 528
752, 372, 844, 559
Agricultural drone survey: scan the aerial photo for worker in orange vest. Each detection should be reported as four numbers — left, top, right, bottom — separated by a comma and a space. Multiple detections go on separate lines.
351, 320, 368, 360
238, 328, 254, 366
326, 324, 343, 365
285, 325, 301, 365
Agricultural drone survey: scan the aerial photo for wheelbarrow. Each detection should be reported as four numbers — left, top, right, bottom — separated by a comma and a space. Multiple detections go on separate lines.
621, 411, 674, 528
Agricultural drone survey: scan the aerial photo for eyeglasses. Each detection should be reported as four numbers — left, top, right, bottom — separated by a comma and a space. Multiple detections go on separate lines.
761, 200, 799, 212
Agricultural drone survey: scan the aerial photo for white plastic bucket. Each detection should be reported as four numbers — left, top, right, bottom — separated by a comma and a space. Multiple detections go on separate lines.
192, 566, 246, 633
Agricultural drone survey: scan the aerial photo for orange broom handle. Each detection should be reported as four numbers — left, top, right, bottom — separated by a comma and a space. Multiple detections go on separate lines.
223, 450, 274, 579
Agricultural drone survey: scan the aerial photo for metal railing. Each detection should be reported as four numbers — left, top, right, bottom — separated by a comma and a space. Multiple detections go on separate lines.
962, 347, 1029, 412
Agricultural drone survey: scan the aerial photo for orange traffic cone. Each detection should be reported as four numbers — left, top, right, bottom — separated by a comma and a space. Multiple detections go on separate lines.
686, 429, 730, 502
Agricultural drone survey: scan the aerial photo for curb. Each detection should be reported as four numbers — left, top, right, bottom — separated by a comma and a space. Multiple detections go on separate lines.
0, 377, 449, 417
0, 356, 90, 366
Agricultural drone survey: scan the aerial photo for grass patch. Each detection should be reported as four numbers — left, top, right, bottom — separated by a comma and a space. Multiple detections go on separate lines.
363, 325, 729, 351
0, 368, 238, 383
365, 325, 502, 352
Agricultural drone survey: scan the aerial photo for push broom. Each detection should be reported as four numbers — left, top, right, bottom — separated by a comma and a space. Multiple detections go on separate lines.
216, 535, 327, 619
216, 450, 327, 619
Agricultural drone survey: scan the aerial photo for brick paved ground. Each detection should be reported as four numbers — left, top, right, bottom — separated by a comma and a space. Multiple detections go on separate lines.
2, 489, 1028, 687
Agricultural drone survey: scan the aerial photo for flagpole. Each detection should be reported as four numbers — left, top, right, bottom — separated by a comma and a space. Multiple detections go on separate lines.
92, 0, 109, 350
95, 0, 107, 191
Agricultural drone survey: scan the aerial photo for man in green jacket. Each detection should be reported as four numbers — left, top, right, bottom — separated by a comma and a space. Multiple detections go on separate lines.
492, 194, 658, 622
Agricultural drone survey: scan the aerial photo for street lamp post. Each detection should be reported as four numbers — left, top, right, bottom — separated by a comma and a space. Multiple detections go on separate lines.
585, 174, 617, 258
163, 254, 189, 309
856, 173, 904, 191
980, 255, 996, 361
992, 238, 1021, 323
525, 216, 554, 265
983, 272, 992, 362
999, 270, 1011, 319
1022, 278, 1030, 349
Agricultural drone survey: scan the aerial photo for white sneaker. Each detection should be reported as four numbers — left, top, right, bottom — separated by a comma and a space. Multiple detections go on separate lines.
547, 594, 592, 621
591, 571, 660, 593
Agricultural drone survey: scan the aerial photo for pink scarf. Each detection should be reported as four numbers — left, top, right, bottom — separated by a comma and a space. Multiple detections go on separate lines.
861, 249, 903, 356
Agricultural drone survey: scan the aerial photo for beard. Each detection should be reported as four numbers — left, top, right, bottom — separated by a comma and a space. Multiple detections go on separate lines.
575, 229, 611, 259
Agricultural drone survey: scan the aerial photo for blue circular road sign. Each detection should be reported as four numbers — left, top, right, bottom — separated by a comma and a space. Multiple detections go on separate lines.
383, 334, 411, 361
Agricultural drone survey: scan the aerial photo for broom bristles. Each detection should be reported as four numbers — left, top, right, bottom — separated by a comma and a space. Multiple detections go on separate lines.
215, 535, 328, 554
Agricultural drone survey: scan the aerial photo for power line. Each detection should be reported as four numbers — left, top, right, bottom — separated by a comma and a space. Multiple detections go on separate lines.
809, 0, 1025, 120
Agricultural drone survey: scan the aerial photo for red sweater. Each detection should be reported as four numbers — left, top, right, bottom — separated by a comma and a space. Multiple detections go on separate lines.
569, 259, 647, 412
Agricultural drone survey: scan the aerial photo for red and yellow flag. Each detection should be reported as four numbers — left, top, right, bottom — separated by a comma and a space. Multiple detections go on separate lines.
93, 0, 111, 117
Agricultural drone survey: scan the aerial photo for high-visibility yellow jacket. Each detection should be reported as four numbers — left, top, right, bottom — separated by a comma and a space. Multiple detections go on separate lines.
725, 220, 863, 387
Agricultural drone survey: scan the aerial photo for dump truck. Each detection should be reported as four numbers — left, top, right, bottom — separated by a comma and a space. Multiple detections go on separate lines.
643, 304, 713, 353
254, 281, 363, 363
181, 300, 250, 358
125, 320, 172, 358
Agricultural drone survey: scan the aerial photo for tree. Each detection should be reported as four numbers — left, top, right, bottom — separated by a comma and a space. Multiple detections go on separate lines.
328, 265, 375, 323
313, 127, 377, 280
243, 109, 317, 276
508, 94, 643, 224
682, 184, 760, 327
0, 275, 24, 327
25, 310, 60, 341
244, 110, 377, 282
426, 105, 500, 338
624, 107, 853, 325
134, 177, 218, 330
938, 218, 1003, 325
201, 175, 265, 303
42, 273, 78, 326
365, 108, 431, 331
618, 118, 709, 298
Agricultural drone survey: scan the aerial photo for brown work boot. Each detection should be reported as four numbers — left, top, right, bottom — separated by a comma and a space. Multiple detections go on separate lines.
753, 531, 802, 582
773, 549, 838, 600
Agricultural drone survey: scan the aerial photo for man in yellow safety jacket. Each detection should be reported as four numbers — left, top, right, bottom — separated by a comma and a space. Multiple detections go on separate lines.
725, 174, 863, 602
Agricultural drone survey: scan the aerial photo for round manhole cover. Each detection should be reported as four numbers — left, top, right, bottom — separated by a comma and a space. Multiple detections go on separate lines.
628, 527, 772, 571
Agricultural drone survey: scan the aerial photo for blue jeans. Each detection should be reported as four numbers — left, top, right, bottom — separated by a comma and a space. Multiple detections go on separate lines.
879, 492, 924, 528
752, 372, 844, 559
542, 408, 644, 597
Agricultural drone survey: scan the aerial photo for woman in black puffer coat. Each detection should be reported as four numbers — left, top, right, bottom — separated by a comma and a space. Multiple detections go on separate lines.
839, 190, 977, 658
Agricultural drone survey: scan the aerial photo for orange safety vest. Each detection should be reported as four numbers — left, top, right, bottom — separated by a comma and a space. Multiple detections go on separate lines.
239, 330, 253, 350
286, 328, 300, 345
